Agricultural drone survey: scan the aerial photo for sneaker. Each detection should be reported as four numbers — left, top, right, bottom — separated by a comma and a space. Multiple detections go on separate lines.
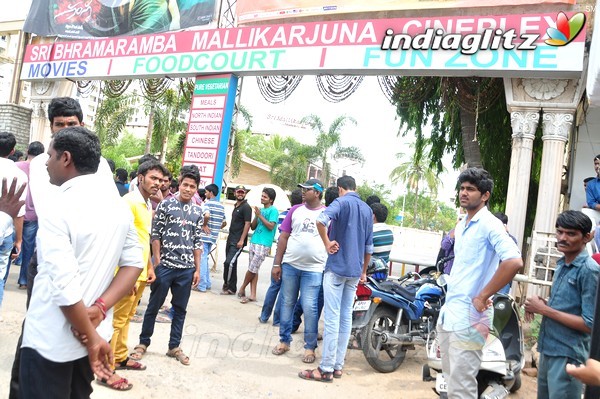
258, 316, 268, 324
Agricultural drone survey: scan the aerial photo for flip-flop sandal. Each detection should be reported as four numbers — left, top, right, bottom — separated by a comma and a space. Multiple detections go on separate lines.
156, 315, 172, 323
302, 351, 316, 364
333, 369, 343, 379
298, 367, 333, 383
240, 297, 256, 304
237, 291, 245, 298
130, 344, 147, 361
96, 377, 133, 391
115, 357, 147, 371
166, 347, 190, 366
272, 344, 290, 356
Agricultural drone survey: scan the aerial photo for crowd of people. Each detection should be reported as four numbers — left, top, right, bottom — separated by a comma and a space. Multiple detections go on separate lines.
1, 96, 600, 399
0, 96, 395, 397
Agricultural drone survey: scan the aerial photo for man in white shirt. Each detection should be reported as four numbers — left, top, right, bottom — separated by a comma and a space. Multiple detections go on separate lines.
0, 178, 25, 249
20, 126, 144, 398
0, 132, 28, 318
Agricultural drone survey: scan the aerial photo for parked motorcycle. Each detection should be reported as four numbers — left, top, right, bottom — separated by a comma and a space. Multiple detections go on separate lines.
423, 292, 524, 398
350, 257, 448, 373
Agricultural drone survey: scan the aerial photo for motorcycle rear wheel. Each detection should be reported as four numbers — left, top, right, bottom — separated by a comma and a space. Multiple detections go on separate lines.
361, 306, 409, 373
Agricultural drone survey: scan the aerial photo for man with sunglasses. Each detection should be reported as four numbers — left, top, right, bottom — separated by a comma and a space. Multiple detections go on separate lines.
221, 185, 252, 295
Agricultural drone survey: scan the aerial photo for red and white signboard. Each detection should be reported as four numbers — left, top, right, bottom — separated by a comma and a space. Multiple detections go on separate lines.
182, 74, 238, 190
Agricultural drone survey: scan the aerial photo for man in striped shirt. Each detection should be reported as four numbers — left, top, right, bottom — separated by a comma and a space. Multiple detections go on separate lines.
196, 184, 227, 292
370, 203, 394, 263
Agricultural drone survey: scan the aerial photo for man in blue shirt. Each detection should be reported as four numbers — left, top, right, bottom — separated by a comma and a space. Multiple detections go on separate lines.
438, 168, 522, 398
525, 210, 599, 399
298, 175, 373, 382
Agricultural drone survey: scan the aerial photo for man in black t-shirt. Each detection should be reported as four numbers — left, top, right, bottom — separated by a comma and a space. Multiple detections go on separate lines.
221, 185, 252, 295
135, 167, 202, 366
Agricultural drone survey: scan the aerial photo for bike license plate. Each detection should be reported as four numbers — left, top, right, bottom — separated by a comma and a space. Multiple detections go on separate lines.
435, 374, 448, 393
353, 300, 371, 311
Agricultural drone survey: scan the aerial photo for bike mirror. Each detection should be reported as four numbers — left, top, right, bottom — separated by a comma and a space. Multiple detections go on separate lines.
436, 274, 448, 287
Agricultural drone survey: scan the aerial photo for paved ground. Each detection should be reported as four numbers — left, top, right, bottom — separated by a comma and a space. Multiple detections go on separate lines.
0, 241, 537, 399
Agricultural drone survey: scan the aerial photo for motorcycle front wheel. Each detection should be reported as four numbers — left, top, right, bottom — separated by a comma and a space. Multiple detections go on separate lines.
361, 306, 409, 373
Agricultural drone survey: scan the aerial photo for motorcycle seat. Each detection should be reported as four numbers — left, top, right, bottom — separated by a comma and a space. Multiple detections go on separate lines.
376, 281, 417, 301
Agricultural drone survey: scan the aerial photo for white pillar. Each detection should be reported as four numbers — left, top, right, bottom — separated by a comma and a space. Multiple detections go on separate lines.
534, 110, 574, 234
505, 109, 539, 248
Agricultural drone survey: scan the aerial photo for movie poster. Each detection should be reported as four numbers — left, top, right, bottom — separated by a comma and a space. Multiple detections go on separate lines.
236, 0, 576, 23
24, 0, 217, 38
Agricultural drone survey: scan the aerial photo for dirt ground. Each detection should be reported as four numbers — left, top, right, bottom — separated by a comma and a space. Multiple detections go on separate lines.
0, 244, 538, 399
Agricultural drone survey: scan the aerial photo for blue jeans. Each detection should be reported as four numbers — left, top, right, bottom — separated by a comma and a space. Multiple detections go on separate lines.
3, 232, 15, 284
319, 271, 359, 373
260, 275, 282, 324
259, 275, 304, 326
140, 265, 194, 350
198, 241, 212, 291
18, 220, 38, 286
0, 233, 15, 310
293, 283, 324, 332
279, 263, 322, 350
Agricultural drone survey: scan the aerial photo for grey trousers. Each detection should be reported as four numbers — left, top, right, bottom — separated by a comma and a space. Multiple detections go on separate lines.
438, 325, 486, 399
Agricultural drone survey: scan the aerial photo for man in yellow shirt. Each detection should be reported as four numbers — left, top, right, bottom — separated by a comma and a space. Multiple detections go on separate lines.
105, 160, 168, 391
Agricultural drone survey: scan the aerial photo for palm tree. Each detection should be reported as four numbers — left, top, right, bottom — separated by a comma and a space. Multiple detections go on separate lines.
389, 141, 444, 222
269, 137, 319, 191
94, 90, 137, 147
300, 114, 365, 185
149, 87, 190, 163
229, 104, 253, 178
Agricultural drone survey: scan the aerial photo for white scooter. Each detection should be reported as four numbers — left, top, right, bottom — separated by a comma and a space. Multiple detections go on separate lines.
422, 293, 525, 399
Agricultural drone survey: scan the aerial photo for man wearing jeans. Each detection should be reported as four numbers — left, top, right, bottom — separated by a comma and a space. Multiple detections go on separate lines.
438, 168, 522, 398
0, 132, 27, 319
135, 167, 202, 366
272, 179, 327, 365
299, 175, 373, 382
14, 141, 44, 290
196, 183, 226, 292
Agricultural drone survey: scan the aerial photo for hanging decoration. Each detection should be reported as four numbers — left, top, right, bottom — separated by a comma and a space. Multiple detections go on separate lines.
442, 77, 503, 115
140, 78, 172, 101
315, 75, 363, 103
393, 76, 439, 105
377, 76, 400, 104
75, 80, 97, 97
256, 76, 303, 103
103, 79, 132, 98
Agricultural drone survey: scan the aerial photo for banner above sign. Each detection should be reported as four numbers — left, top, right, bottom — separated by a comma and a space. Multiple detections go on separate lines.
236, 0, 576, 24
21, 12, 586, 81
23, 0, 217, 39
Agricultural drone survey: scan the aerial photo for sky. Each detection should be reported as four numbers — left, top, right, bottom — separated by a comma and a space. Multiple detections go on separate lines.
239, 75, 460, 206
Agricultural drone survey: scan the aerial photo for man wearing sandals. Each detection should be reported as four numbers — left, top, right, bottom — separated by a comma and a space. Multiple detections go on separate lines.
238, 187, 278, 303
107, 160, 169, 386
272, 179, 327, 365
134, 166, 202, 366
299, 175, 373, 382
19, 127, 144, 397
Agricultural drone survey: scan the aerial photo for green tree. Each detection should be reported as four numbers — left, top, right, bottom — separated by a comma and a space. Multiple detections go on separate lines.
269, 137, 319, 191
94, 91, 137, 147
300, 114, 364, 185
149, 87, 190, 163
391, 76, 542, 237
389, 141, 443, 222
229, 104, 254, 179
101, 132, 145, 170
